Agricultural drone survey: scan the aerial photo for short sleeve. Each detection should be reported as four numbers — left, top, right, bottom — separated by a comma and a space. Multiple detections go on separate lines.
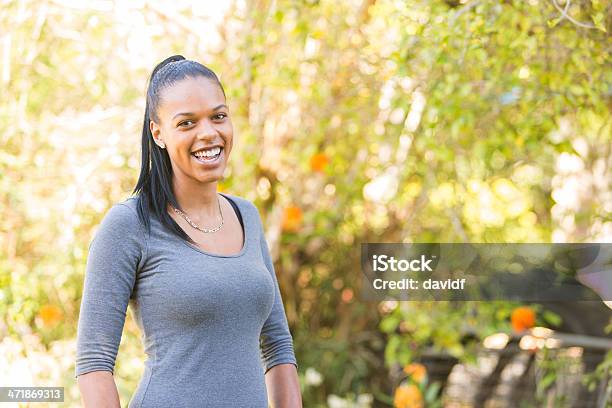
74, 203, 146, 378
256, 210, 298, 374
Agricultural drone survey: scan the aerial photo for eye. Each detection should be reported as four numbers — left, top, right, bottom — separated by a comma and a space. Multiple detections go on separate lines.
178, 120, 195, 127
214, 113, 227, 121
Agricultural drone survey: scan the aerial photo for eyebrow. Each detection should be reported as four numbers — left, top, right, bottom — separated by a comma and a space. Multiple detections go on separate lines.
172, 104, 228, 120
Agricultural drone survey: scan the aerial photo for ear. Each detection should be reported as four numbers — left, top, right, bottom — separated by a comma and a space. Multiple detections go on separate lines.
150, 120, 165, 148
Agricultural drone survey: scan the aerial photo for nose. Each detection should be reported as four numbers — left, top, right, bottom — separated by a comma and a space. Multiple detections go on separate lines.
196, 119, 218, 139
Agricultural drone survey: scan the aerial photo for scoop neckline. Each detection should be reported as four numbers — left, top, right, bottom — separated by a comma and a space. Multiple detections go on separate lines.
180, 192, 248, 258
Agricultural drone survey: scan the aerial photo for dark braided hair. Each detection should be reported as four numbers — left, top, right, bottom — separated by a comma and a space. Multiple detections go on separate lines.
132, 55, 226, 243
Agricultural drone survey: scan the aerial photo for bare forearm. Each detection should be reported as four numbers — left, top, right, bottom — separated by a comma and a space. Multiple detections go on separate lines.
265, 363, 302, 408
77, 370, 121, 408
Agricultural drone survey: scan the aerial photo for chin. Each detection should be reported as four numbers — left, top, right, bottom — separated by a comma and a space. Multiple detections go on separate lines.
197, 172, 225, 183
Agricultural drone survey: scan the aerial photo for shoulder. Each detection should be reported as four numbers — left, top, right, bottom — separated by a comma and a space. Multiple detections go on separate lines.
220, 192, 265, 233
88, 197, 146, 270
220, 192, 259, 217
97, 196, 144, 236
119, 195, 141, 214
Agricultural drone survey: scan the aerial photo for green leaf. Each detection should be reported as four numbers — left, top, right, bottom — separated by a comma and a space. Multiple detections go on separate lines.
273, 10, 284, 23
539, 372, 556, 390
542, 310, 562, 327
380, 315, 400, 333
385, 335, 401, 366
591, 13, 607, 32
547, 17, 561, 28
424, 381, 442, 402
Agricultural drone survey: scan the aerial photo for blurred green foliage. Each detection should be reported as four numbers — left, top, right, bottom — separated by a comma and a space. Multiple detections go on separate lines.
0, 0, 610, 406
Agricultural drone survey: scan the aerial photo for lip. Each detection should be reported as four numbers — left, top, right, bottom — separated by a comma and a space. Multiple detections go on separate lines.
191, 148, 223, 167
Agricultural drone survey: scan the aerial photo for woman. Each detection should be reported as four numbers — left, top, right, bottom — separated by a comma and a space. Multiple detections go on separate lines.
75, 55, 302, 408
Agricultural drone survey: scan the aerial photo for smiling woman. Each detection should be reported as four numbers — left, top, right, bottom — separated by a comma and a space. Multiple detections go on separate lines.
149, 73, 231, 191
74, 55, 302, 408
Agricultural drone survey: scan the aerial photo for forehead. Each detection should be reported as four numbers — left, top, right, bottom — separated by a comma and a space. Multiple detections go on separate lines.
157, 76, 226, 119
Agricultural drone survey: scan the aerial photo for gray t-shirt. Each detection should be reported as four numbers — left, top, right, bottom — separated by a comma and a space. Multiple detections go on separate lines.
75, 193, 298, 407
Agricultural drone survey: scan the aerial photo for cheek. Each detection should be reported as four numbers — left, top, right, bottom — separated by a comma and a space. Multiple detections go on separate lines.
224, 130, 234, 155
168, 139, 193, 165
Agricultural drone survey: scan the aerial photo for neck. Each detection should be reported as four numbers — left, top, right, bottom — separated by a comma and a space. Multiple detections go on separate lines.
171, 175, 220, 219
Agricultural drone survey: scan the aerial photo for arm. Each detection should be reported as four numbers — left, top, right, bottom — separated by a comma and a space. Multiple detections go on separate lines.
265, 363, 302, 408
75, 203, 145, 407
77, 371, 120, 408
258, 214, 302, 407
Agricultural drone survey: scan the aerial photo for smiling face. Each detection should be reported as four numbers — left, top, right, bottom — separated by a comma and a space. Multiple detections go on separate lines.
150, 76, 233, 185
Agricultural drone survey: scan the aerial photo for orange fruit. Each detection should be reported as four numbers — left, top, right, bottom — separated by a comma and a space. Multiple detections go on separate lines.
39, 304, 63, 327
403, 363, 427, 384
511, 306, 536, 332
341, 288, 354, 303
310, 153, 329, 173
393, 383, 423, 408
281, 206, 303, 232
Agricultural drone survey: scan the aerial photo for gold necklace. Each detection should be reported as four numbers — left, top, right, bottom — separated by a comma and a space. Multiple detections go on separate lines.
171, 195, 224, 233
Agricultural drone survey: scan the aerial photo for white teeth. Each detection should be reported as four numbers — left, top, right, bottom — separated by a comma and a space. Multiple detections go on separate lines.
194, 147, 221, 158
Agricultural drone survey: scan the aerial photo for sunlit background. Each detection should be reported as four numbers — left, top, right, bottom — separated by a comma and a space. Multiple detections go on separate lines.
1, 0, 610, 406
